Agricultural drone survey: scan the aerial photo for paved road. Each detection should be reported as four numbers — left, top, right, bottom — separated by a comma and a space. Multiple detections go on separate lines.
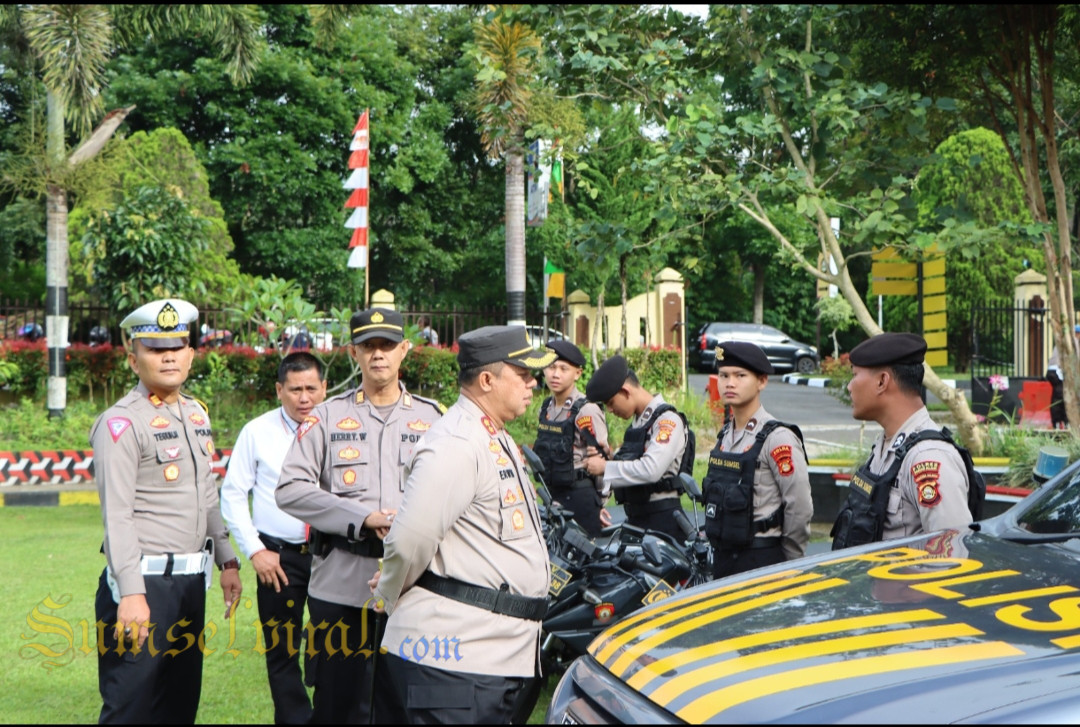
686, 372, 882, 458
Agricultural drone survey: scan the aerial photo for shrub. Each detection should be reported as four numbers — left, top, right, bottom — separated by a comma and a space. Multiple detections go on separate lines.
821, 353, 853, 405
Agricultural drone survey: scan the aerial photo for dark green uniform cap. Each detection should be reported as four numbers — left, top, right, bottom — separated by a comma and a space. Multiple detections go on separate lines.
586, 354, 629, 403
849, 332, 927, 367
715, 340, 774, 375
457, 325, 557, 369
350, 308, 404, 344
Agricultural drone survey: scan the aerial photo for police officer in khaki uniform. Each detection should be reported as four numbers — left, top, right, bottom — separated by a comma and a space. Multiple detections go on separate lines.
92, 298, 241, 724
276, 308, 444, 724
584, 355, 691, 542
534, 339, 610, 536
370, 325, 556, 724
832, 333, 974, 549
703, 341, 813, 579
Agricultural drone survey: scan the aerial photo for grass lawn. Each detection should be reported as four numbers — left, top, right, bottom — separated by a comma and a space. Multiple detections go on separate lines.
5, 506, 553, 723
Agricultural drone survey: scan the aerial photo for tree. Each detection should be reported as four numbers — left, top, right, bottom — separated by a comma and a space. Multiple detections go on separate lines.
0, 4, 261, 417
471, 7, 540, 325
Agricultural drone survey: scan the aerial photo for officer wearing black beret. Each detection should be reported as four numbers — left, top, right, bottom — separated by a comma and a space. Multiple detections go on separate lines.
832, 332, 977, 549
584, 355, 691, 541
534, 339, 611, 535
702, 341, 813, 579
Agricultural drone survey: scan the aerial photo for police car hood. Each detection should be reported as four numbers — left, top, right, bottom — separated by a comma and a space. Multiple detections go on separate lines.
585, 529, 1080, 724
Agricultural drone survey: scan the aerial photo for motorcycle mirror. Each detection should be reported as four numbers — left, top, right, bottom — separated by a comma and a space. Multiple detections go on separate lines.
521, 445, 546, 475
679, 473, 703, 502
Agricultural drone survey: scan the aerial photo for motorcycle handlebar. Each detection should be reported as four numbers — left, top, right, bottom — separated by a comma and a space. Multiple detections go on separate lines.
673, 509, 696, 540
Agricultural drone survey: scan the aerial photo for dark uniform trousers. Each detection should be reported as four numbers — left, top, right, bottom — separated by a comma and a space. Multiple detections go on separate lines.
374, 651, 528, 725
711, 543, 785, 580
624, 498, 687, 543
550, 485, 604, 537
255, 534, 313, 725
306, 597, 386, 724
96, 570, 205, 724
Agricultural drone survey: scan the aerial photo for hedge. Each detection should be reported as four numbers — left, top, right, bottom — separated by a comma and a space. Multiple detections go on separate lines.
1, 342, 684, 410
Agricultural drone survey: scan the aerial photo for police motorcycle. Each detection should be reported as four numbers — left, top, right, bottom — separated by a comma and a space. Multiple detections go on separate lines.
514, 448, 710, 721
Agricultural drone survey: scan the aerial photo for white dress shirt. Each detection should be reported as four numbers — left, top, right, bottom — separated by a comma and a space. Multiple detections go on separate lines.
220, 406, 309, 558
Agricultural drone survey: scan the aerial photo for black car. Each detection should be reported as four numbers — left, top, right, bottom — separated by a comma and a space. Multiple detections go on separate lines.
547, 458, 1080, 724
688, 321, 819, 374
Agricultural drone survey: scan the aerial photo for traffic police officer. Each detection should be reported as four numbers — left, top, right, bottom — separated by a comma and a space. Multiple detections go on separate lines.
371, 325, 556, 724
584, 355, 691, 542
220, 352, 327, 724
702, 341, 813, 579
832, 332, 975, 549
534, 339, 610, 536
92, 298, 241, 724
276, 308, 444, 723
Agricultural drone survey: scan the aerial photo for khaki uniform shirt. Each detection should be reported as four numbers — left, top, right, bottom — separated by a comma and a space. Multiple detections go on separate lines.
600, 394, 687, 501
541, 389, 609, 488
276, 384, 443, 608
374, 395, 550, 678
867, 408, 972, 540
91, 382, 236, 597
718, 405, 813, 560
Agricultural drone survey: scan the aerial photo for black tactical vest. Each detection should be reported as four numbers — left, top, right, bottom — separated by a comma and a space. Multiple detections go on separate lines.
533, 397, 586, 489
830, 427, 985, 550
702, 420, 803, 547
612, 404, 684, 506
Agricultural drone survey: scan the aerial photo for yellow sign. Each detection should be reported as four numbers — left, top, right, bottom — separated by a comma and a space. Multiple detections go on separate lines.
923, 277, 946, 295
923, 295, 947, 313
642, 579, 677, 605
926, 350, 948, 367
923, 258, 946, 277
923, 313, 947, 332
924, 331, 947, 349
872, 280, 918, 296
872, 262, 918, 278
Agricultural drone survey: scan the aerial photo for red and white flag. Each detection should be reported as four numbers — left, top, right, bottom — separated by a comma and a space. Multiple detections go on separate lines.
345, 109, 369, 268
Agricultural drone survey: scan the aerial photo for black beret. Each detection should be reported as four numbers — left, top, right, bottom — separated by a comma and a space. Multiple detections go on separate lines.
586, 355, 629, 403
350, 308, 404, 344
547, 339, 585, 368
849, 332, 927, 367
714, 341, 774, 375
457, 325, 557, 369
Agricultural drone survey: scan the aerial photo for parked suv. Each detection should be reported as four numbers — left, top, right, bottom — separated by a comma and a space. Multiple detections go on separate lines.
689, 322, 818, 373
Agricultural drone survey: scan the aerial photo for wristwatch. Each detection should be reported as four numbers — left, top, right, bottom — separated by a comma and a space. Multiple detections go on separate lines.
219, 558, 240, 571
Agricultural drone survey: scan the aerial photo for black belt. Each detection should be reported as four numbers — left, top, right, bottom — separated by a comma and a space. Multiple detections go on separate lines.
551, 470, 595, 491
624, 498, 680, 519
417, 571, 548, 622
323, 533, 383, 558
716, 536, 783, 552
259, 533, 310, 555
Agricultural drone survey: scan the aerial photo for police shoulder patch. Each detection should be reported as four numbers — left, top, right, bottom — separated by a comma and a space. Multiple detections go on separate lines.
575, 415, 595, 436
107, 417, 132, 443
655, 419, 677, 444
770, 444, 794, 476
912, 459, 942, 507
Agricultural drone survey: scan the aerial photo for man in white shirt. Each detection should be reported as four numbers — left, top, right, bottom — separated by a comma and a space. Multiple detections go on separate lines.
220, 352, 327, 724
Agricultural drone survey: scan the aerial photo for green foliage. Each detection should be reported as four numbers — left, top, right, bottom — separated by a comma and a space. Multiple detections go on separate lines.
69, 127, 242, 309
0, 397, 102, 450
82, 184, 212, 314
399, 345, 459, 407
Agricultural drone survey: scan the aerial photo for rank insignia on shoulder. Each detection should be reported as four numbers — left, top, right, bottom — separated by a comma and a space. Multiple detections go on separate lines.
107, 417, 132, 442
481, 416, 497, 436
149, 415, 170, 429
355, 390, 365, 404
148, 393, 163, 407
297, 416, 319, 440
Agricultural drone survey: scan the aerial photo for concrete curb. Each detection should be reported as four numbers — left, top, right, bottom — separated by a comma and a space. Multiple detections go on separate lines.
781, 375, 964, 389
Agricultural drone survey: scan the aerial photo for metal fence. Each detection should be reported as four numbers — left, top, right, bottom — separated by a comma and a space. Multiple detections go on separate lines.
970, 298, 1050, 378
0, 298, 558, 347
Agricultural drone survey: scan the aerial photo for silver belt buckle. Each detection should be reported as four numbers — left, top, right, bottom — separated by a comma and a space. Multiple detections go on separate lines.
202, 538, 214, 591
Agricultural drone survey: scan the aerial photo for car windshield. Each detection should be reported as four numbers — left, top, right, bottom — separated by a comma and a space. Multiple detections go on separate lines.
1015, 469, 1080, 536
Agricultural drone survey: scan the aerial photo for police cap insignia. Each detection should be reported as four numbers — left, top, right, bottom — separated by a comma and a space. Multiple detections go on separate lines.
350, 307, 404, 344
714, 340, 774, 375
456, 325, 557, 371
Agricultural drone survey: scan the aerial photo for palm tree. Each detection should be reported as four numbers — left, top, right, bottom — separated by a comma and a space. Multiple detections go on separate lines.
1, 4, 262, 416
472, 9, 540, 326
